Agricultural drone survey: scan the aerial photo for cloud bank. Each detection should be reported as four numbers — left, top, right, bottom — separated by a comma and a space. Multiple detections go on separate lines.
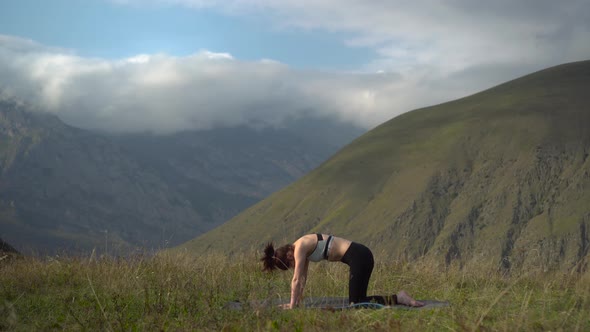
115, 0, 590, 71
1, 0, 589, 133
0, 35, 458, 133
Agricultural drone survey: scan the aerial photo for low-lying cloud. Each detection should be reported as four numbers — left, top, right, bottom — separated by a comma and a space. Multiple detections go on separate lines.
0, 35, 469, 133
1, 0, 589, 133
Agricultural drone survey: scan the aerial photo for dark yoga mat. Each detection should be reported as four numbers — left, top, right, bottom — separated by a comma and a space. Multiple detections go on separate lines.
227, 297, 449, 310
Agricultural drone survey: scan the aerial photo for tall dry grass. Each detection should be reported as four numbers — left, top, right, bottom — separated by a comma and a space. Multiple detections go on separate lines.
1, 250, 589, 331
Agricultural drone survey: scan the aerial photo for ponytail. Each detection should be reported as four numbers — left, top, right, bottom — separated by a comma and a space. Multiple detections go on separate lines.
261, 242, 294, 271
261, 242, 276, 271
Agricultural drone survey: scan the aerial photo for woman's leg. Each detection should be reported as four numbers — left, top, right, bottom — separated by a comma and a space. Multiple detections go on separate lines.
341, 243, 421, 306
341, 242, 378, 304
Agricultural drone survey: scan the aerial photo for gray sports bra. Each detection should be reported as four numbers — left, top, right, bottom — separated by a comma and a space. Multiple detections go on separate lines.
308, 233, 333, 262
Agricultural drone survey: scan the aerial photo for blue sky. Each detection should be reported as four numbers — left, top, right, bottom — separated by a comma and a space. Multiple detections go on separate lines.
0, 0, 372, 69
0, 0, 589, 133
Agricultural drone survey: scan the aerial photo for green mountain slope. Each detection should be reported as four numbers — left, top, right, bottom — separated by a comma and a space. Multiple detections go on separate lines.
179, 61, 590, 271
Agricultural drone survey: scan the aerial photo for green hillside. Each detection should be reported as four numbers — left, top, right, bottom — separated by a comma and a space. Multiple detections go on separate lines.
179, 61, 590, 271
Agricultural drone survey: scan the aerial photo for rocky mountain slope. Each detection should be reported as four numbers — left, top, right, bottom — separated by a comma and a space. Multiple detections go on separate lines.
0, 101, 362, 254
180, 61, 590, 272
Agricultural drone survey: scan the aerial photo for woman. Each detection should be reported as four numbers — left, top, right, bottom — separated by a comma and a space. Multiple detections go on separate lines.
261, 233, 424, 309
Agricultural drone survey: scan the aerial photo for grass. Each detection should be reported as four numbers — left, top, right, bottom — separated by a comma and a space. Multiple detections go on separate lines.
1, 251, 589, 331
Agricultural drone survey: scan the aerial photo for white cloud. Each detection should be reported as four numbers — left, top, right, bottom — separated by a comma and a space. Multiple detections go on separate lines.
1, 36, 418, 133
126, 54, 150, 64
111, 0, 590, 76
203, 51, 234, 60
2, 0, 590, 133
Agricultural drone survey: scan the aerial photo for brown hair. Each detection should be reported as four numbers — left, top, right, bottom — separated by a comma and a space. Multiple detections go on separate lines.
261, 242, 295, 271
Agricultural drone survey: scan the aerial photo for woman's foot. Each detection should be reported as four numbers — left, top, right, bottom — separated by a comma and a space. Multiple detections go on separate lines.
396, 290, 424, 307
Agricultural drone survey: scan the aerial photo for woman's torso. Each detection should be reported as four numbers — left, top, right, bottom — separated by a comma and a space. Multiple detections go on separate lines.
295, 233, 352, 262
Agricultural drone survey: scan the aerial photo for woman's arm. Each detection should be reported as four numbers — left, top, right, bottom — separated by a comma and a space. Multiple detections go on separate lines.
289, 244, 309, 308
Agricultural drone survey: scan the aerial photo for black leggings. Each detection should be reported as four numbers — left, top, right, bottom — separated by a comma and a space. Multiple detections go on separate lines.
340, 242, 395, 305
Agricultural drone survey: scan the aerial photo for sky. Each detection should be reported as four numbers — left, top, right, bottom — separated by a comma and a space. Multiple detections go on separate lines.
0, 0, 589, 133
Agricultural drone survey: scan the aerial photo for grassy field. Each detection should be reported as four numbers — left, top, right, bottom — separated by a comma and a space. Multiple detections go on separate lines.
1, 251, 589, 331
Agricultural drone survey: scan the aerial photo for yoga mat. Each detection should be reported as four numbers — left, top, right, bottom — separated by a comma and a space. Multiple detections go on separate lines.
226, 297, 449, 310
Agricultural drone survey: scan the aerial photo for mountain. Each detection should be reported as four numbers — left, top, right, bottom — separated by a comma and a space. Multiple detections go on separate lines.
114, 117, 362, 201
0, 103, 201, 254
0, 101, 363, 255
179, 60, 590, 272
111, 120, 363, 232
0, 237, 19, 255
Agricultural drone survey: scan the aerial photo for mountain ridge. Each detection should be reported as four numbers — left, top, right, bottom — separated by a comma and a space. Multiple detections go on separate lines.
179, 60, 590, 272
0, 100, 362, 254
